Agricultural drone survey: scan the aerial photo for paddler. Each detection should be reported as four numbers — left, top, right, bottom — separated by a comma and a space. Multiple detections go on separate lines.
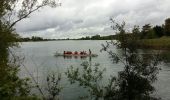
74, 51, 78, 55
89, 49, 91, 55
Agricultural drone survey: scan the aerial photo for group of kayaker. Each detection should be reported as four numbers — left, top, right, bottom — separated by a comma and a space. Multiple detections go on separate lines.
63, 49, 91, 55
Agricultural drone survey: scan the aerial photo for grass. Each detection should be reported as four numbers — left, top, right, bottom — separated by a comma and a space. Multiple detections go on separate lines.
139, 36, 170, 50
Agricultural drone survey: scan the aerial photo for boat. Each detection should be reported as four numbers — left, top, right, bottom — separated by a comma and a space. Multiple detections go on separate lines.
54, 52, 98, 57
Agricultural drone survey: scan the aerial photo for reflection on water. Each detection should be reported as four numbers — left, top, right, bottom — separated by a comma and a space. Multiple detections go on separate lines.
17, 40, 170, 100
60, 54, 93, 62
161, 50, 170, 63
62, 55, 89, 60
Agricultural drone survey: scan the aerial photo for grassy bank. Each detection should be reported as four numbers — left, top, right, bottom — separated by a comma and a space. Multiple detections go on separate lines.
139, 36, 170, 50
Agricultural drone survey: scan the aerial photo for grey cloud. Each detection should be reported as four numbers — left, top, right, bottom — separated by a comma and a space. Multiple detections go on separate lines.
73, 19, 83, 24
16, 0, 170, 39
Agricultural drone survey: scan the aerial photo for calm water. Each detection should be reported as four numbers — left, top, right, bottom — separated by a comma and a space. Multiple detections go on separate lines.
16, 40, 170, 100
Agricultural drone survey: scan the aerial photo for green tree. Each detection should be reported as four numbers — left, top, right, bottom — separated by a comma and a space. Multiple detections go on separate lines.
132, 25, 140, 35
153, 25, 164, 37
141, 24, 157, 39
46, 72, 62, 100
66, 20, 161, 100
31, 36, 43, 41
140, 24, 157, 39
91, 34, 101, 40
104, 20, 161, 100
0, 0, 59, 99
165, 18, 170, 36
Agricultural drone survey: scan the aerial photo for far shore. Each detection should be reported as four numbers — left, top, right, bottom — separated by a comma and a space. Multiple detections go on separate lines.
20, 36, 170, 50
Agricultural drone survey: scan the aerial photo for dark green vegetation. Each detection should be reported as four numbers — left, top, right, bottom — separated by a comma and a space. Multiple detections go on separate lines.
139, 37, 170, 50
77, 34, 116, 40
75, 18, 170, 50
0, 0, 59, 100
19, 36, 56, 42
165, 18, 170, 36
66, 20, 162, 100
131, 18, 170, 39
137, 18, 170, 49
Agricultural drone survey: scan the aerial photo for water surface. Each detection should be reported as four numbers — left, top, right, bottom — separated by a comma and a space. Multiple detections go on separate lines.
17, 40, 170, 100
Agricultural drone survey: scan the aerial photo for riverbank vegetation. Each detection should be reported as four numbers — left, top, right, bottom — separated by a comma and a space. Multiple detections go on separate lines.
139, 36, 170, 50
76, 18, 170, 49
19, 36, 57, 42
66, 20, 162, 100
0, 0, 59, 99
136, 18, 170, 49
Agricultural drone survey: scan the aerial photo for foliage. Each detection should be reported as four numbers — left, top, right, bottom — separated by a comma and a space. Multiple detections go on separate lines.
0, 0, 59, 99
46, 73, 62, 100
91, 35, 101, 40
19, 36, 56, 42
132, 25, 140, 35
103, 19, 161, 100
139, 18, 170, 39
0, 17, 30, 100
139, 36, 170, 50
140, 24, 156, 39
165, 18, 170, 36
0, 62, 31, 99
78, 35, 116, 40
66, 20, 162, 100
66, 62, 106, 100
153, 25, 164, 37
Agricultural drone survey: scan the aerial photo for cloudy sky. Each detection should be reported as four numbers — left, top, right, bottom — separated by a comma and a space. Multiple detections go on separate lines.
15, 0, 170, 39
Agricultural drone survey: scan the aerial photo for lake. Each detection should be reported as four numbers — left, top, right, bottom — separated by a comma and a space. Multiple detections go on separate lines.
16, 40, 170, 100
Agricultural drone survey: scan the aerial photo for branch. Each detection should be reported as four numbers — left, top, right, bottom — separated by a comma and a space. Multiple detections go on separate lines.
9, 5, 43, 29
21, 63, 46, 100
9, 0, 60, 28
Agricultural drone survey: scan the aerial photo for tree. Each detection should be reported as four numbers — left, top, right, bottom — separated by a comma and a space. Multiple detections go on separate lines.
31, 36, 43, 41
0, 0, 60, 99
103, 20, 161, 100
46, 72, 62, 100
165, 18, 170, 36
66, 20, 161, 100
142, 24, 152, 33
66, 62, 106, 100
91, 34, 101, 40
141, 24, 155, 39
153, 25, 164, 37
140, 24, 157, 39
132, 25, 140, 35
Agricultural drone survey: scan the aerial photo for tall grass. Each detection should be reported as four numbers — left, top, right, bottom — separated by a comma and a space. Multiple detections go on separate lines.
139, 36, 170, 50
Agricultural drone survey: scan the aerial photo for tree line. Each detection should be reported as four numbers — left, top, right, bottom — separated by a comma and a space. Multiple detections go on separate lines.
78, 35, 116, 40
21, 18, 170, 41
77, 18, 170, 40
139, 18, 170, 39
19, 36, 56, 42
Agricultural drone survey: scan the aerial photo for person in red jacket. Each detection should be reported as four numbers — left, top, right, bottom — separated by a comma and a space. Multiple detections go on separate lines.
74, 51, 78, 55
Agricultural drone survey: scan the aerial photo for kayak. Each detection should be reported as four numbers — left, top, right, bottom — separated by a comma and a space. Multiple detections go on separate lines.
54, 53, 98, 57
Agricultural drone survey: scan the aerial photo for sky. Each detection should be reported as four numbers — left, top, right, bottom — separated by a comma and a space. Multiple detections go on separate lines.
15, 0, 170, 39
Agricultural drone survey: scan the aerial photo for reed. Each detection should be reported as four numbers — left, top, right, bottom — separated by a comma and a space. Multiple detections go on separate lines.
138, 36, 170, 50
